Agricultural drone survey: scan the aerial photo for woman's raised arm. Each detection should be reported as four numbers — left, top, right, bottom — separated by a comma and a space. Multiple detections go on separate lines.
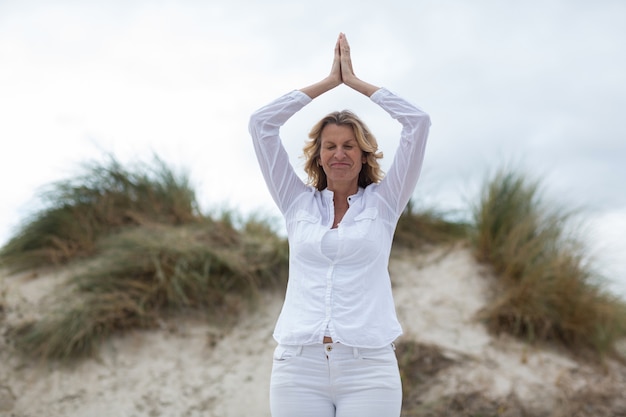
299, 34, 343, 99
338, 33, 380, 97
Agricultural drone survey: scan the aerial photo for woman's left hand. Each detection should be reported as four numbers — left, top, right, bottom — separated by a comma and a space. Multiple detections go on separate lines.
338, 33, 379, 97
339, 33, 356, 85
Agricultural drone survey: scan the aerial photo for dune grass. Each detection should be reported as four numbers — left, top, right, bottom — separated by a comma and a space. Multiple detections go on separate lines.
3, 156, 626, 363
471, 169, 626, 358
11, 220, 288, 360
2, 156, 287, 360
0, 156, 199, 272
393, 200, 469, 249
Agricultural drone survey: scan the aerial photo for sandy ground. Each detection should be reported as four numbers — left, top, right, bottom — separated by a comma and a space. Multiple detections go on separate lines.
1, 245, 625, 416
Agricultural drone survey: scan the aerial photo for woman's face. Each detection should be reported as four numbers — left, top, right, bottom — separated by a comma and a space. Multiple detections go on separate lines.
318, 123, 366, 192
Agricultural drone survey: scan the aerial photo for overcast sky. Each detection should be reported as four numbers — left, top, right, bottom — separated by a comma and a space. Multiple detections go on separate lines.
1, 0, 625, 295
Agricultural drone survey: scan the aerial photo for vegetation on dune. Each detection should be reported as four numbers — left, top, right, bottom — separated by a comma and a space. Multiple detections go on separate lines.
471, 169, 626, 358
2, 156, 288, 360
0, 156, 199, 272
1, 155, 625, 365
393, 200, 469, 249
11, 218, 288, 361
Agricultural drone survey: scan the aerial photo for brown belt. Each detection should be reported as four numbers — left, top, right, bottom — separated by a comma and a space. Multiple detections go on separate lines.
323, 336, 333, 343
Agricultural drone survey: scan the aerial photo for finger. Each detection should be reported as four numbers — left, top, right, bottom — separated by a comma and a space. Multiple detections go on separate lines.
340, 33, 350, 54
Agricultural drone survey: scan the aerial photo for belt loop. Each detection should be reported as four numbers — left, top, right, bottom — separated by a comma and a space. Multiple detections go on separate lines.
296, 345, 303, 356
353, 347, 359, 359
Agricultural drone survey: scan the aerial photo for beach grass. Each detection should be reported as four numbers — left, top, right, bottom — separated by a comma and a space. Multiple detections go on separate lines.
0, 155, 199, 272
393, 200, 469, 249
10, 219, 288, 360
2, 157, 625, 363
471, 168, 626, 358
2, 156, 287, 360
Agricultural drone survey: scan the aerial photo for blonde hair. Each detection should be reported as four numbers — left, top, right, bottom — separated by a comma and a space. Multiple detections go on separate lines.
303, 110, 383, 191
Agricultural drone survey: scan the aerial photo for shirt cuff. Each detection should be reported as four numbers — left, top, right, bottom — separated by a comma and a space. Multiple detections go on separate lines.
290, 89, 314, 106
369, 87, 389, 103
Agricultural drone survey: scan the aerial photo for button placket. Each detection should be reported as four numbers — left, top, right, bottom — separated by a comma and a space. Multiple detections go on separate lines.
324, 264, 334, 334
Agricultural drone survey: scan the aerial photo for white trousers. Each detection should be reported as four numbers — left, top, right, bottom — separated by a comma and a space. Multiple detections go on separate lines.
269, 343, 402, 417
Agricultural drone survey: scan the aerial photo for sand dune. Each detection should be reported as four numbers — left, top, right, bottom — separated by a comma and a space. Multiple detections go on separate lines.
1, 245, 625, 416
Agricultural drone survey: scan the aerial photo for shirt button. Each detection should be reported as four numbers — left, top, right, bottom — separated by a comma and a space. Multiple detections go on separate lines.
326, 344, 333, 352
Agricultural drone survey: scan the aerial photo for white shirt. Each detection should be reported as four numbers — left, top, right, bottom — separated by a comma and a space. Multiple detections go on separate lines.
249, 88, 431, 348
321, 228, 339, 260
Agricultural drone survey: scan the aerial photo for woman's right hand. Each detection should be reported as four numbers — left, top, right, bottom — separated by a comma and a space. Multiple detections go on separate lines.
328, 34, 342, 88
338, 33, 355, 85
299, 34, 342, 98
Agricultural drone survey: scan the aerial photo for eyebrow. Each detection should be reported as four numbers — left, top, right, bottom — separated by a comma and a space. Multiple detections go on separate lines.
323, 138, 358, 145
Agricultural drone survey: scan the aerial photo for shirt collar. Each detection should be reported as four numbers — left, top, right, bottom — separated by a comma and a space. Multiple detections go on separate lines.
321, 187, 364, 203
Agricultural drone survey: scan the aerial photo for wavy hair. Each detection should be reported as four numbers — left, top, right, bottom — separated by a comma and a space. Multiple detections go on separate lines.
303, 110, 383, 191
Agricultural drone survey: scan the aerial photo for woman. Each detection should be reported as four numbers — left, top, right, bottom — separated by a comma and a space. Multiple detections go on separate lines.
249, 33, 431, 417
